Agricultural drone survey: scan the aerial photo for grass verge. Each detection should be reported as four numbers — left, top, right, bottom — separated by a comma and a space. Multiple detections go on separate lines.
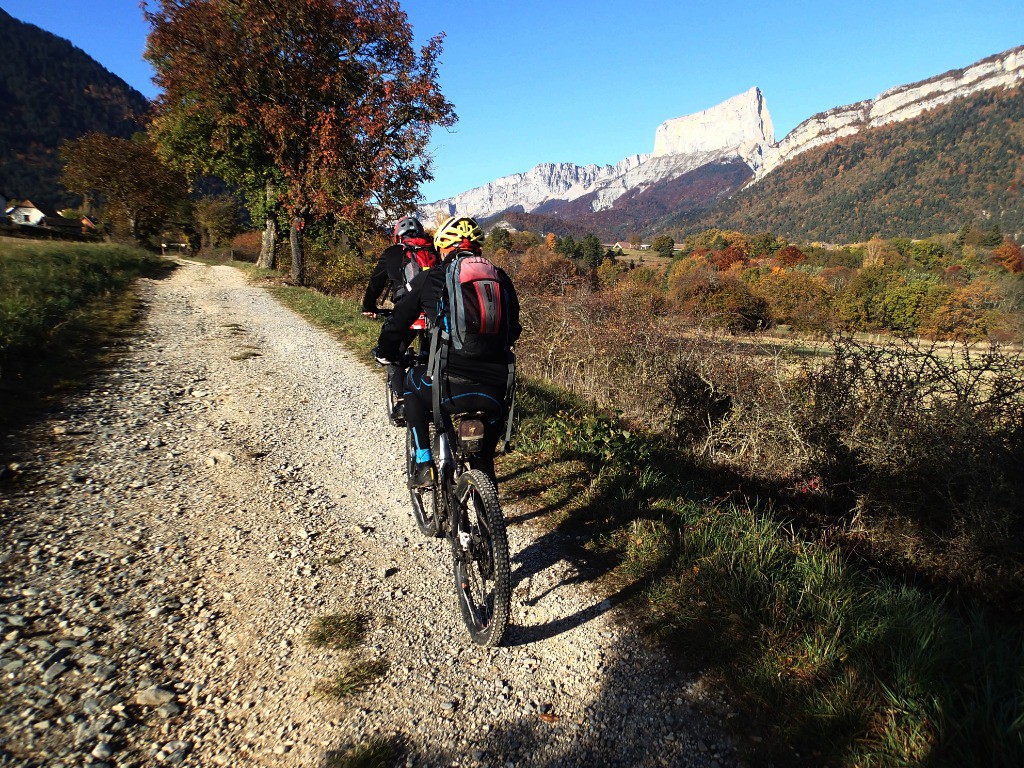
0, 241, 170, 433
231, 264, 1024, 767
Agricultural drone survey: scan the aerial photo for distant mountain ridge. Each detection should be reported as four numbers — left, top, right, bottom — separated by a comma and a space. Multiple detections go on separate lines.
0, 8, 149, 209
673, 83, 1024, 242
420, 87, 773, 226
421, 45, 1024, 239
755, 45, 1024, 180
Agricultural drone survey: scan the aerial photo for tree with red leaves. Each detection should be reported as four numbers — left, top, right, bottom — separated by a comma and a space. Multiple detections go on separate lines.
775, 244, 807, 268
144, 0, 455, 283
993, 238, 1024, 273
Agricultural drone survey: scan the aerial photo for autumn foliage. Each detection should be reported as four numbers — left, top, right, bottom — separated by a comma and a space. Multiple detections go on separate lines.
144, 0, 455, 233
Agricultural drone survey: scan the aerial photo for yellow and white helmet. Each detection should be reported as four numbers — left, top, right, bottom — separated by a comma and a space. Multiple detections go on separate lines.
433, 216, 484, 252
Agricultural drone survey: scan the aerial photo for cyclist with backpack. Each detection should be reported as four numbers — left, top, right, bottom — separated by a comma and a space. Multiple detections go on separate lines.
361, 215, 438, 317
373, 216, 520, 489
363, 215, 439, 423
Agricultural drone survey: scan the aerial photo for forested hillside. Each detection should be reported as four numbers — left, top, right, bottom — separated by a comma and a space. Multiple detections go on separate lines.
0, 8, 149, 209
672, 84, 1024, 242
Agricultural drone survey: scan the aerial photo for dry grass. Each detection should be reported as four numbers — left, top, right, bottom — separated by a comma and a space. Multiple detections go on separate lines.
306, 613, 368, 651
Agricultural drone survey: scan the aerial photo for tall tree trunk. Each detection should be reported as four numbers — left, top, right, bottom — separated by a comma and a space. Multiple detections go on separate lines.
256, 180, 277, 269
290, 219, 305, 285
257, 215, 276, 269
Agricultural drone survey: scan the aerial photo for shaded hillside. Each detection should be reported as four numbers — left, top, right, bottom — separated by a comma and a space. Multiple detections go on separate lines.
0, 8, 149, 209
674, 84, 1024, 242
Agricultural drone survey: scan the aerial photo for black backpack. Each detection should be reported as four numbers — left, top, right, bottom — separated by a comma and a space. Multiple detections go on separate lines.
428, 251, 518, 447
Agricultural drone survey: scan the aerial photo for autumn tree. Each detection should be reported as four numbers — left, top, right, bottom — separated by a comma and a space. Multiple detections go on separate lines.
545, 232, 557, 251
60, 132, 187, 242
993, 238, 1024, 273
193, 195, 239, 250
144, 0, 455, 284
651, 234, 675, 259
710, 245, 746, 271
775, 244, 806, 267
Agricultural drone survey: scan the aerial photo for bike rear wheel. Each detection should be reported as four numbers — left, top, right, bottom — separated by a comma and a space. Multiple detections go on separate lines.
406, 430, 439, 537
451, 469, 510, 647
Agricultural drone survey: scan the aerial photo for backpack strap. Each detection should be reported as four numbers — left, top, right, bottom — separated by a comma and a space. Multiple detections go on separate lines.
499, 359, 516, 453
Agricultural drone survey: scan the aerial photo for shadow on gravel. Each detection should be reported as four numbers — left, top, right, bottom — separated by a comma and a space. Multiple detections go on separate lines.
318, 625, 747, 768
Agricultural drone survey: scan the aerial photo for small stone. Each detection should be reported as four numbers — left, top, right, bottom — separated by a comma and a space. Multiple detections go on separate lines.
82, 698, 102, 715
43, 662, 68, 683
157, 702, 184, 718
94, 663, 118, 681
92, 742, 114, 760
136, 685, 176, 707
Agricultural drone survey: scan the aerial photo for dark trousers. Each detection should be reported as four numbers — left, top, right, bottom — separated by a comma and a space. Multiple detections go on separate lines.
387, 330, 425, 404
403, 365, 506, 479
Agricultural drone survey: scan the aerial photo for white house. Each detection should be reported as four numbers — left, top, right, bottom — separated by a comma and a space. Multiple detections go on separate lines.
6, 200, 48, 225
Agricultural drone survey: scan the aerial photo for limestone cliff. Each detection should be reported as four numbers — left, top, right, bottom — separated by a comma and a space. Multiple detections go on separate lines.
420, 88, 773, 222
755, 45, 1024, 180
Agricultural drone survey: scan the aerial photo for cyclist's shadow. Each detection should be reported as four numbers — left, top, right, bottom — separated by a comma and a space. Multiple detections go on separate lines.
502, 527, 640, 646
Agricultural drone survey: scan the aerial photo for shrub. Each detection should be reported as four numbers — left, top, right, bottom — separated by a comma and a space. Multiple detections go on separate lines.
670, 269, 771, 332
789, 336, 1024, 553
751, 268, 834, 332
230, 231, 262, 262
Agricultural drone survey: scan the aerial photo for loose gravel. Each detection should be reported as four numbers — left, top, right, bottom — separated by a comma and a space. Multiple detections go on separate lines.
0, 260, 749, 767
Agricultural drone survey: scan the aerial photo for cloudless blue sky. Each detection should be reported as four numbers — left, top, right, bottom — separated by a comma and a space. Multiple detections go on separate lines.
4, 0, 1023, 203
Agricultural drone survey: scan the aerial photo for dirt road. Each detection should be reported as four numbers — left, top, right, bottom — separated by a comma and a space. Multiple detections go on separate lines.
0, 260, 744, 767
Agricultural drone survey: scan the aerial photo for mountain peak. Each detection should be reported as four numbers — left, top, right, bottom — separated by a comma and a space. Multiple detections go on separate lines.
652, 87, 774, 159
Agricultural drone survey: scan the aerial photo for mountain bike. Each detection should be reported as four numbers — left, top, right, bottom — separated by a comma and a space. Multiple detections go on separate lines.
408, 404, 511, 647
372, 318, 511, 646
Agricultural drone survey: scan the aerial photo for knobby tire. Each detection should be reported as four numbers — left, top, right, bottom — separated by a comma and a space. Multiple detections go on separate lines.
452, 469, 510, 647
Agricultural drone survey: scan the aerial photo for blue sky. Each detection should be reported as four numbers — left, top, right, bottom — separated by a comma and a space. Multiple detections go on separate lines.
5, 0, 1024, 203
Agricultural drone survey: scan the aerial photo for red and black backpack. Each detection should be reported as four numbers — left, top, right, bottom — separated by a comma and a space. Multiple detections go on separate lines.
401, 236, 438, 291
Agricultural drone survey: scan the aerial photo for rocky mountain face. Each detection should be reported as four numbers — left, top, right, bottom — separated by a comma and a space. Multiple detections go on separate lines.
421, 45, 1024, 237
419, 87, 773, 226
755, 45, 1024, 180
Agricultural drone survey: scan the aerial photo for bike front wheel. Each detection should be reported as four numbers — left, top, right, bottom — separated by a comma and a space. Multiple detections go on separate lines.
451, 469, 510, 647
406, 430, 439, 537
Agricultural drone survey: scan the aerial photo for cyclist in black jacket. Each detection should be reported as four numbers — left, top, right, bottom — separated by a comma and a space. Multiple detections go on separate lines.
363, 216, 438, 423
361, 216, 436, 318
374, 216, 520, 489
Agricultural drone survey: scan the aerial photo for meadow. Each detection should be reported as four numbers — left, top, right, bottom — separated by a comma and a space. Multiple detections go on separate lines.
0, 239, 165, 427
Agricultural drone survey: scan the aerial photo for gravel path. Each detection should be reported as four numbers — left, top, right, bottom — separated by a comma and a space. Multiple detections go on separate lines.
0, 260, 747, 767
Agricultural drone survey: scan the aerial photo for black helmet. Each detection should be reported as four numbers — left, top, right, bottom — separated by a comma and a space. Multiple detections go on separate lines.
393, 215, 425, 243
